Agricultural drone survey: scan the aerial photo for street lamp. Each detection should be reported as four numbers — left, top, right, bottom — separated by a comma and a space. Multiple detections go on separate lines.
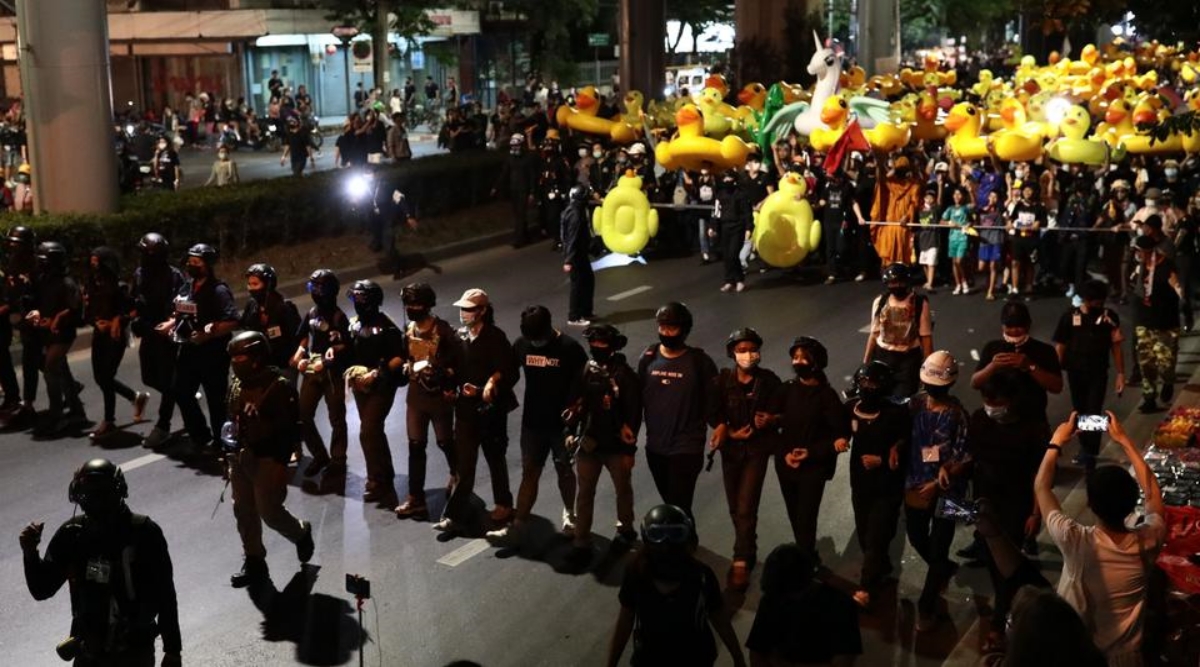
332, 25, 360, 116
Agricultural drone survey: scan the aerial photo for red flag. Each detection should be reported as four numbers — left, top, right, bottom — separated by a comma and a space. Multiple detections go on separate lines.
825, 119, 870, 177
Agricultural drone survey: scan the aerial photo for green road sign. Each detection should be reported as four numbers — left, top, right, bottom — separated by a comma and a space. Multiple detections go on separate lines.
588, 33, 610, 47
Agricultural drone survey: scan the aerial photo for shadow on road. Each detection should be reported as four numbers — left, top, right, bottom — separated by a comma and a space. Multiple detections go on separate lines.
247, 564, 363, 666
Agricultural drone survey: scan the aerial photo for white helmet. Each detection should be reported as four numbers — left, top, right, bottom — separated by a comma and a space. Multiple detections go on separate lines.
919, 350, 958, 387
509, 133, 524, 147
628, 142, 646, 156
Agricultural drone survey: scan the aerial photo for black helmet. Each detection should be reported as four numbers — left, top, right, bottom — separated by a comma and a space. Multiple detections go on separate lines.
519, 304, 553, 341
655, 301, 693, 334
187, 243, 218, 267
881, 262, 912, 284
68, 458, 128, 506
582, 323, 627, 350
640, 504, 694, 545
569, 184, 591, 202
346, 279, 384, 309
725, 327, 763, 358
245, 263, 277, 292
227, 330, 271, 361
90, 246, 120, 277
137, 232, 169, 259
306, 269, 340, 300
6, 225, 35, 248
36, 241, 67, 273
788, 336, 828, 369
853, 360, 894, 395
401, 282, 436, 308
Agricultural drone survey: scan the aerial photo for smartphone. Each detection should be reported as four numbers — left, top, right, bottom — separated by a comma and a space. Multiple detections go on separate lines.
934, 496, 979, 524
1076, 414, 1110, 432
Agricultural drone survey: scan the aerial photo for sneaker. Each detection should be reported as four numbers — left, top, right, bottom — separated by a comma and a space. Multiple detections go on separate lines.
960, 284, 970, 295
132, 392, 150, 423
362, 484, 396, 504
561, 509, 577, 537
952, 285, 963, 295
394, 496, 430, 520
288, 451, 301, 466
296, 521, 314, 563
1161, 383, 1175, 404
230, 558, 269, 588
854, 273, 866, 282
728, 560, 750, 590
566, 318, 591, 327
485, 524, 519, 543
88, 421, 116, 440
985, 292, 996, 301
720, 283, 733, 292
303, 455, 330, 477
1007, 284, 1018, 295
735, 282, 745, 292
432, 517, 462, 534
142, 426, 170, 449
490, 505, 513, 523
1065, 284, 1076, 298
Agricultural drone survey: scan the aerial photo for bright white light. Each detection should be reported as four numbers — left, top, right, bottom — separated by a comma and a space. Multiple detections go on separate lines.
346, 173, 371, 199
1046, 97, 1071, 125
1111, 25, 1123, 36
124, 124, 135, 135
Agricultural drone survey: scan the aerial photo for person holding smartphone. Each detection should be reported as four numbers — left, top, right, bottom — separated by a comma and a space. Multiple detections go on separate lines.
971, 301, 1062, 427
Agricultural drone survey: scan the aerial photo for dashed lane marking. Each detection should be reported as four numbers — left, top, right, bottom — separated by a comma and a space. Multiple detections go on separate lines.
607, 285, 652, 302
121, 453, 166, 472
436, 538, 491, 567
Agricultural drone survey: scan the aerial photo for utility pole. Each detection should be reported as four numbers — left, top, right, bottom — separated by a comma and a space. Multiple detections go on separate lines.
618, 0, 665, 96
373, 0, 392, 95
16, 0, 118, 214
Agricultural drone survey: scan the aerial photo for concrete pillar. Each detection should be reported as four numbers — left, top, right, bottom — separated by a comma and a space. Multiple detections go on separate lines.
618, 0, 664, 97
857, 0, 900, 75
16, 0, 118, 214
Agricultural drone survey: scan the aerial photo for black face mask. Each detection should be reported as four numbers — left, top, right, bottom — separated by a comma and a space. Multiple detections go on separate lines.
646, 549, 691, 582
405, 308, 430, 322
590, 347, 613, 363
659, 333, 686, 350
185, 265, 206, 280
924, 383, 950, 398
857, 389, 884, 411
312, 293, 336, 309
249, 288, 269, 305
793, 363, 816, 379
353, 304, 379, 320
230, 358, 259, 381
888, 286, 911, 298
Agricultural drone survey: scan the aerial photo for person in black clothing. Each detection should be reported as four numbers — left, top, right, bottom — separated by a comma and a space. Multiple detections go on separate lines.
568, 324, 642, 559
638, 302, 719, 521
280, 117, 314, 177
267, 70, 283, 99
776, 336, 850, 560
403, 78, 417, 109
0, 226, 36, 425
1180, 192, 1199, 332
488, 306, 587, 546
846, 361, 909, 609
21, 458, 182, 667
28, 241, 87, 438
394, 282, 462, 520
437, 288, 520, 535
84, 247, 148, 440
710, 328, 782, 590
353, 82, 368, 110
1131, 234, 1184, 413
1058, 180, 1099, 298
1052, 279, 1125, 469
333, 117, 359, 169
290, 270, 351, 482
240, 263, 301, 384
536, 137, 572, 243
561, 184, 595, 326
162, 243, 239, 449
746, 544, 862, 666
424, 77, 439, 104
152, 137, 181, 191
967, 371, 1048, 650
818, 168, 856, 284
970, 300, 1063, 426
344, 280, 407, 507
605, 504, 748, 667
715, 169, 748, 292
493, 133, 537, 247
369, 175, 419, 270
130, 234, 185, 449
224, 331, 314, 588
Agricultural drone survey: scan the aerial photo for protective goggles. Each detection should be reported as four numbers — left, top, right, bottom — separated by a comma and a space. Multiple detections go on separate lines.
642, 522, 692, 545
306, 280, 335, 298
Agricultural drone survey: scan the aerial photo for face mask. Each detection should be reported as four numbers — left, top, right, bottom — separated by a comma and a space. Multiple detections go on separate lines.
185, 265, 206, 279
230, 358, 258, 380
647, 549, 690, 582
924, 383, 950, 398
857, 389, 884, 411
793, 363, 816, 379
593, 150, 603, 159
616, 156, 627, 164
529, 337, 550, 348
658, 333, 685, 350
734, 351, 761, 370
578, 148, 588, 158
158, 143, 167, 150
460, 311, 479, 327
590, 346, 613, 363
1165, 168, 1178, 179
1145, 199, 1157, 209
218, 151, 228, 160
509, 148, 521, 156
888, 285, 911, 298
249, 288, 268, 304
353, 303, 378, 320
983, 404, 1012, 422
1002, 333, 1029, 347
406, 308, 429, 322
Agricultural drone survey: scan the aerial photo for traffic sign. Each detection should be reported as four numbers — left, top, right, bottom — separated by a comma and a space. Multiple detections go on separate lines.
588, 33, 610, 47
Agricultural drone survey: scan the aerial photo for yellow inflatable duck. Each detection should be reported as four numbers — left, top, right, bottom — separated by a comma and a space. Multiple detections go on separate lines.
945, 102, 990, 160
734, 83, 767, 129
655, 104, 752, 172
698, 87, 740, 137
971, 69, 998, 98
591, 171, 659, 256
912, 91, 946, 141
1097, 98, 1136, 147
556, 86, 638, 144
752, 172, 820, 268
611, 91, 645, 144
810, 96, 849, 153
990, 98, 1045, 162
864, 111, 912, 153
1182, 90, 1200, 154
1046, 104, 1126, 165
1122, 95, 1183, 154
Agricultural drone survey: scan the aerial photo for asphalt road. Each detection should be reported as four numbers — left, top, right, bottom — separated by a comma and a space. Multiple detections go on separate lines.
0, 238, 1186, 667
176, 134, 443, 189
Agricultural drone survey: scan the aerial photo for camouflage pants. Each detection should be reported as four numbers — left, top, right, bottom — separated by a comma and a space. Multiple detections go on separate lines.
1135, 326, 1179, 398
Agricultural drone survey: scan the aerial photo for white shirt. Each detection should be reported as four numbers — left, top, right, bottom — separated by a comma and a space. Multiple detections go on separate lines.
1045, 509, 1166, 666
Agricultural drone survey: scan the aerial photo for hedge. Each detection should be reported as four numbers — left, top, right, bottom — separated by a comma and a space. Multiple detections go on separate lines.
0, 151, 505, 271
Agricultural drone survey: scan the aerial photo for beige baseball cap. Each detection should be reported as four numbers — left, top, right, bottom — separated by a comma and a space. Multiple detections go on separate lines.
453, 288, 489, 308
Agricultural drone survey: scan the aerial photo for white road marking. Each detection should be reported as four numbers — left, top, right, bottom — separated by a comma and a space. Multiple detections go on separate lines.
857, 324, 872, 333
120, 453, 166, 472
436, 538, 491, 567
607, 285, 653, 302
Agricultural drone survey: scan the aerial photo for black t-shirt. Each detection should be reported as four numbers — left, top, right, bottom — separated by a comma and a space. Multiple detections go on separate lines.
1008, 200, 1046, 234
349, 311, 406, 390
1052, 306, 1121, 372
618, 558, 722, 667
240, 293, 302, 369
847, 399, 910, 493
777, 380, 850, 481
976, 338, 1060, 422
335, 132, 358, 167
967, 409, 1048, 530
1133, 257, 1182, 330
286, 128, 311, 161
155, 150, 180, 185
714, 367, 783, 447
746, 584, 863, 664
35, 274, 82, 344
821, 178, 854, 226
297, 305, 351, 372
514, 332, 588, 429
638, 347, 718, 456
176, 278, 238, 352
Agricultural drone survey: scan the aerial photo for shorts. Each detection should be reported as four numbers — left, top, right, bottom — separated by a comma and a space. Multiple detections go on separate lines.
521, 426, 572, 468
948, 233, 968, 259
918, 247, 939, 267
979, 243, 1002, 262
1012, 234, 1038, 262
